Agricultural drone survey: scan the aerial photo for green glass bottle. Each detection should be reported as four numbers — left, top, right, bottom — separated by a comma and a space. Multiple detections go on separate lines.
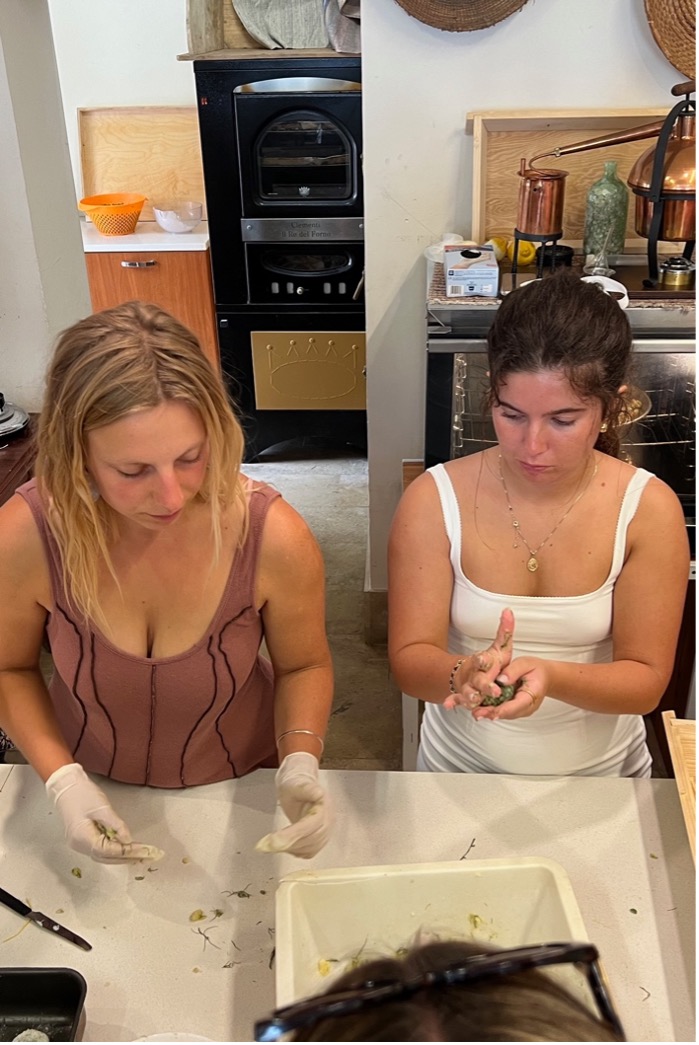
583, 161, 629, 257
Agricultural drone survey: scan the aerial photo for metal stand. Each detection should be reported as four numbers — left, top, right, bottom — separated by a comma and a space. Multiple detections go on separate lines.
510, 229, 562, 288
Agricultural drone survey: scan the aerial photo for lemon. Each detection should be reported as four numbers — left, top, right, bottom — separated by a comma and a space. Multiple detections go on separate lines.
506, 239, 537, 266
485, 236, 508, 261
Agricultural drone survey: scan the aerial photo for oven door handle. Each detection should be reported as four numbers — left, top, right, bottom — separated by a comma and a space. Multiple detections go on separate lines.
352, 270, 365, 301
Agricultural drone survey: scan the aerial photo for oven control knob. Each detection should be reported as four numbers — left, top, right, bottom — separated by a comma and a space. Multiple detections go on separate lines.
296, 286, 305, 295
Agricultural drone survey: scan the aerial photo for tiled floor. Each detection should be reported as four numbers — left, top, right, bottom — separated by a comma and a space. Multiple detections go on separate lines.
244, 450, 403, 771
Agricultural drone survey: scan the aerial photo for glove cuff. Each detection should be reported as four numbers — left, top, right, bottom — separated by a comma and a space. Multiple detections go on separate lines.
45, 762, 85, 797
278, 751, 319, 777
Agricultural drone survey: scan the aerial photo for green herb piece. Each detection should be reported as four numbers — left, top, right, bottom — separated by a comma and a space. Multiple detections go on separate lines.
93, 820, 119, 841
480, 679, 523, 707
71, 868, 82, 878
223, 883, 252, 898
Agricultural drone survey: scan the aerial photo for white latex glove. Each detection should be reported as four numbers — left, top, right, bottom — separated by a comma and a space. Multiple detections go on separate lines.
255, 752, 331, 859
45, 763, 164, 864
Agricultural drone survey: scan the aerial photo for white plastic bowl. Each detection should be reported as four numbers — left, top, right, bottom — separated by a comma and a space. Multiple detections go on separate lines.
152, 200, 203, 234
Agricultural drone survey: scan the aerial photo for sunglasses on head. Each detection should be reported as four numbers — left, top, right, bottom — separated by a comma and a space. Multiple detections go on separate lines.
254, 940, 625, 1041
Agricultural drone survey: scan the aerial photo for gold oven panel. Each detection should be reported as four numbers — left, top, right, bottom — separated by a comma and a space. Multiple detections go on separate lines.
250, 331, 366, 410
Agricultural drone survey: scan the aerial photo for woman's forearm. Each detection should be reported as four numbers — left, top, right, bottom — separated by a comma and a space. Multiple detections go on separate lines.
390, 644, 476, 705
273, 662, 334, 761
0, 669, 74, 781
539, 657, 670, 716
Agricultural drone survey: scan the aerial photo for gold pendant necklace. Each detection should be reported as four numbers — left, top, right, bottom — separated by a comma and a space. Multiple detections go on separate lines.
498, 454, 598, 572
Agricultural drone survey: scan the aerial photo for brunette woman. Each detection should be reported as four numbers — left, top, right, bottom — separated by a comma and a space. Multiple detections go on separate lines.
389, 273, 689, 776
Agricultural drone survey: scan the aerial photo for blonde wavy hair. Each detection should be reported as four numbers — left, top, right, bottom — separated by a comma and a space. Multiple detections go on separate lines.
34, 300, 248, 626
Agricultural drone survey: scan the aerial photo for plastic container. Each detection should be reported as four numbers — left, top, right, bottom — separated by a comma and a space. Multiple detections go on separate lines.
78, 193, 146, 236
152, 200, 203, 234
275, 858, 593, 1009
0, 967, 87, 1041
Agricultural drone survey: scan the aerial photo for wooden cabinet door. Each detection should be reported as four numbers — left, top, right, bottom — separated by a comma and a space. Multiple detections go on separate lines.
85, 249, 219, 370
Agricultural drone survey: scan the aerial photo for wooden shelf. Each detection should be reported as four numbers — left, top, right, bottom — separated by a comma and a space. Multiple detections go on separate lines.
179, 0, 357, 61
663, 710, 696, 863
79, 107, 205, 223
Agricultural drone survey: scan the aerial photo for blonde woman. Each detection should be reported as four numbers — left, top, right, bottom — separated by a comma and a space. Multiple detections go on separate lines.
0, 301, 333, 861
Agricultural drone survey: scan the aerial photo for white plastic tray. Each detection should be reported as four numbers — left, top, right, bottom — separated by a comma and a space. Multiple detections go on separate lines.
275, 857, 592, 1008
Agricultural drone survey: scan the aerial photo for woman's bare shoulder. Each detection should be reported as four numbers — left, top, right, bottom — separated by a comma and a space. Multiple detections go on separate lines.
0, 492, 47, 586
258, 495, 323, 565
635, 469, 688, 528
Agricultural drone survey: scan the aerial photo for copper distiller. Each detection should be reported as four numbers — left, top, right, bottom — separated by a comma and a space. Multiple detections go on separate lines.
514, 79, 695, 285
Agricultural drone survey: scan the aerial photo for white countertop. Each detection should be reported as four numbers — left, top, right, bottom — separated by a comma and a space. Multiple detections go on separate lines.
81, 220, 210, 253
0, 767, 693, 1042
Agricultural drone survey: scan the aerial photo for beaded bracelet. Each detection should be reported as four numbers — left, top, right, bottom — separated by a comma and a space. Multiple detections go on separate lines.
276, 728, 325, 755
449, 659, 465, 695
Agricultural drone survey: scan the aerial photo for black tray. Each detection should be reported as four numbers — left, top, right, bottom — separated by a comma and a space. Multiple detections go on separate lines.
0, 968, 87, 1042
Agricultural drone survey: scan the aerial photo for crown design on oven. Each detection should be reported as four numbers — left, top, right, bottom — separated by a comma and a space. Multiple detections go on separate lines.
298, 186, 311, 197
265, 338, 361, 400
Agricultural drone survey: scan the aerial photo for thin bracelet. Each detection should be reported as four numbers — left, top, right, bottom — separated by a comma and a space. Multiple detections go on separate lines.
275, 729, 325, 755
449, 659, 465, 695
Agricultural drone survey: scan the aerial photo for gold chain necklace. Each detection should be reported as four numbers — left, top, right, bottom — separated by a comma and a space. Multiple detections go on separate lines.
497, 454, 598, 573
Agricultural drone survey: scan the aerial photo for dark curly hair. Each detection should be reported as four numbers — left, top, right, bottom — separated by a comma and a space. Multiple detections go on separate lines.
291, 941, 624, 1042
486, 272, 634, 458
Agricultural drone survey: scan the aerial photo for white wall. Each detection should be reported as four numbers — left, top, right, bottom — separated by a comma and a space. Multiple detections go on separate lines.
361, 0, 683, 590
47, 0, 196, 201
17, 0, 688, 586
0, 0, 91, 410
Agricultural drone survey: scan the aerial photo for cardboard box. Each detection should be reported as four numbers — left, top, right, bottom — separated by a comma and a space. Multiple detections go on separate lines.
275, 857, 599, 1009
444, 244, 499, 298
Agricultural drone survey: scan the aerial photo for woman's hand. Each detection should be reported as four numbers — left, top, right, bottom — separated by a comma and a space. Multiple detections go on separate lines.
255, 752, 331, 859
46, 763, 164, 863
443, 608, 515, 711
473, 657, 549, 721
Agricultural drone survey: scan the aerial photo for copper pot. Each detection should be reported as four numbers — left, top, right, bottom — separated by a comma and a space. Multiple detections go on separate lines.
516, 161, 568, 237
628, 113, 696, 240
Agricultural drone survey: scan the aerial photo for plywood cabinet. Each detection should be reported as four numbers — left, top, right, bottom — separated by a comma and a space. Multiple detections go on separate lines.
85, 248, 219, 370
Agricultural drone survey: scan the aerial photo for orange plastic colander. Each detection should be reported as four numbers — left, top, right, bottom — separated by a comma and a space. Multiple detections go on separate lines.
78, 193, 146, 236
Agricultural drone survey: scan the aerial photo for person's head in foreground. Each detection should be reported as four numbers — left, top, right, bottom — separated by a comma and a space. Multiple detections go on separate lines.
254, 940, 626, 1041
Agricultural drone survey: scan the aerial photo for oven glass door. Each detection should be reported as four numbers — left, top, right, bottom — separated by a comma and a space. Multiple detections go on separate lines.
255, 110, 353, 202
234, 93, 362, 215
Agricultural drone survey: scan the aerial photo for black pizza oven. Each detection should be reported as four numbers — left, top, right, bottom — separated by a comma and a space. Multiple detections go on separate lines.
194, 56, 366, 460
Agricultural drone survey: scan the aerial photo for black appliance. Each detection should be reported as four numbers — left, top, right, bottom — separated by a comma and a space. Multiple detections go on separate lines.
0, 392, 29, 440
194, 56, 365, 460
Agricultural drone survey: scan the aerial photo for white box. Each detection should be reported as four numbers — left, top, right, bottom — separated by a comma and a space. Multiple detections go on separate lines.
444, 244, 499, 298
275, 857, 595, 1009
